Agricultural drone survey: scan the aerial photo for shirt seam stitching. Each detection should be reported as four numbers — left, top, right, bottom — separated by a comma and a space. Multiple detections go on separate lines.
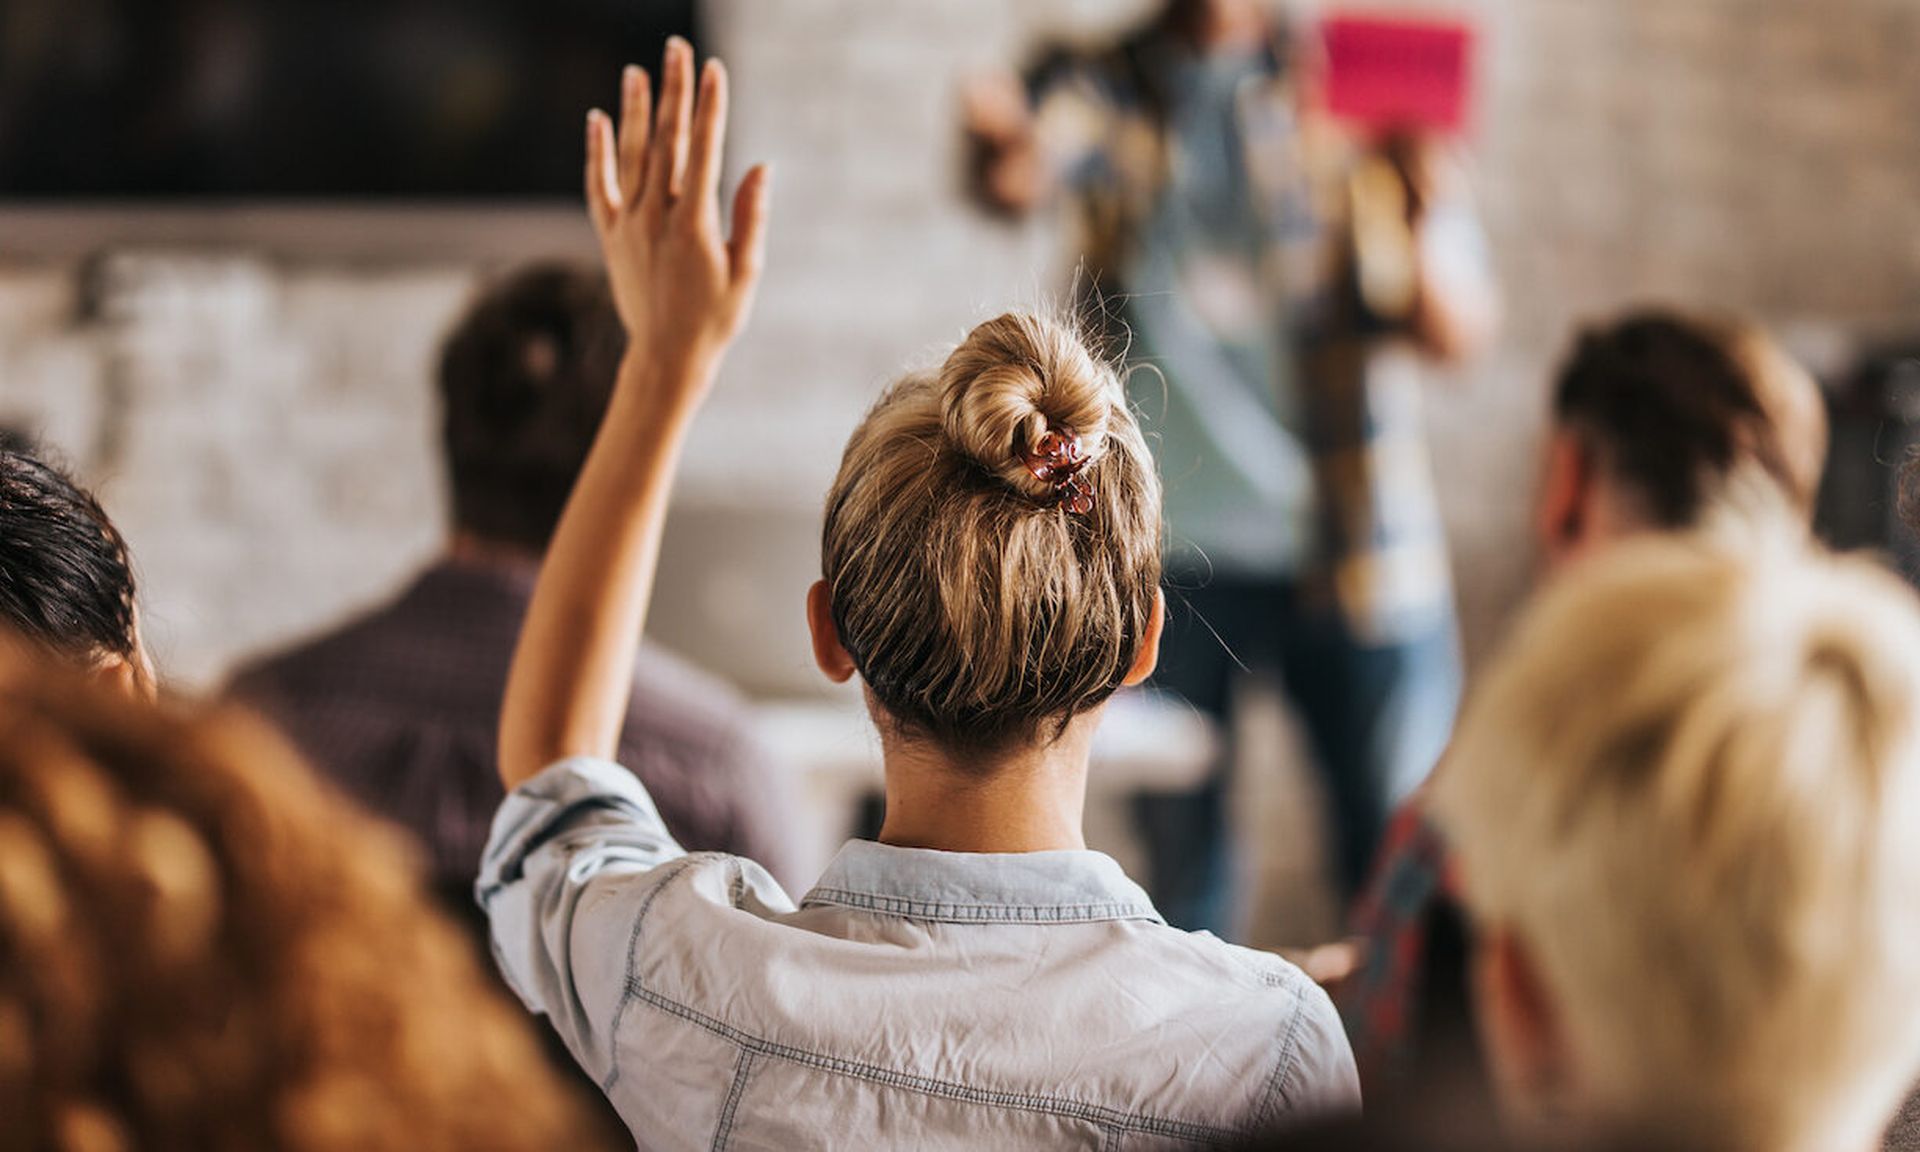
626, 981, 1231, 1144
710, 1047, 756, 1152
600, 856, 699, 1094
801, 886, 1162, 924
1252, 968, 1309, 1130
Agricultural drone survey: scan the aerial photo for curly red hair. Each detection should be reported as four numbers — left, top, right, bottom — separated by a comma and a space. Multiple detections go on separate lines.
0, 644, 610, 1152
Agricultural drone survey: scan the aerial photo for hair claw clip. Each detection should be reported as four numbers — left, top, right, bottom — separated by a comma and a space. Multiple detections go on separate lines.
1023, 428, 1095, 515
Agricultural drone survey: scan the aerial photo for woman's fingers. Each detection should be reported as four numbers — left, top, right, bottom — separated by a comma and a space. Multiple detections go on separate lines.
584, 109, 621, 233
596, 45, 764, 307
728, 163, 773, 294
617, 65, 652, 204
682, 59, 728, 225
642, 37, 695, 217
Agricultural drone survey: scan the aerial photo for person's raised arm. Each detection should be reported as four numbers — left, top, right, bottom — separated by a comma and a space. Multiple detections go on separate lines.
1401, 139, 1501, 363
498, 39, 770, 791
961, 71, 1051, 217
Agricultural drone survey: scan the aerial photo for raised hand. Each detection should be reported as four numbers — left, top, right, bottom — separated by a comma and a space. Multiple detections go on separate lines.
960, 71, 1033, 148
586, 39, 771, 391
960, 71, 1046, 216
498, 43, 769, 788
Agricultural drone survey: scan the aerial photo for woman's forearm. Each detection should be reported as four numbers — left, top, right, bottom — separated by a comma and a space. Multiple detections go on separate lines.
498, 353, 710, 789
496, 43, 765, 792
1411, 270, 1499, 364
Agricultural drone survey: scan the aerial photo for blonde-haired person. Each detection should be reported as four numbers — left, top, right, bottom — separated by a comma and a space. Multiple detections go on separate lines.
1431, 529, 1920, 1152
1341, 309, 1831, 1097
0, 640, 611, 1151
481, 40, 1357, 1150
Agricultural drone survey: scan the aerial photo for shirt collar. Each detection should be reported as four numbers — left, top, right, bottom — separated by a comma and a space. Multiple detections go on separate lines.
801, 840, 1165, 926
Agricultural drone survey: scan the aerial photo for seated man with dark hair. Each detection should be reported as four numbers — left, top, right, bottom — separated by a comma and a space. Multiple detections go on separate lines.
228, 264, 803, 917
1340, 309, 1830, 1100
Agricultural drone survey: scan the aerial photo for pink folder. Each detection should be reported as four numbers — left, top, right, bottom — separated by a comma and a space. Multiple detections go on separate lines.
1320, 14, 1477, 136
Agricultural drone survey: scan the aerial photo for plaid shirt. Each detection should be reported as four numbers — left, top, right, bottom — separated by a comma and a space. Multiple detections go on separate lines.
1889, 1092, 1920, 1151
226, 558, 806, 900
1340, 791, 1462, 1089
1028, 18, 1478, 641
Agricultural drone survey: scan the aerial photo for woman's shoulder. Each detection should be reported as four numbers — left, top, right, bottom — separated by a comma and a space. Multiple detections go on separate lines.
1115, 927, 1360, 1120
1125, 924, 1348, 1034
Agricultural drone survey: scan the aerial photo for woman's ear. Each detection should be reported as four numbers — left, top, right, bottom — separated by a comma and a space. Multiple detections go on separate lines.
1121, 588, 1166, 687
1535, 428, 1592, 571
806, 580, 857, 684
1474, 926, 1574, 1128
92, 650, 156, 701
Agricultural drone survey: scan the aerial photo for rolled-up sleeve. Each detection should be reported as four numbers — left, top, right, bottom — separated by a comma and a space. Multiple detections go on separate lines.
476, 756, 690, 1078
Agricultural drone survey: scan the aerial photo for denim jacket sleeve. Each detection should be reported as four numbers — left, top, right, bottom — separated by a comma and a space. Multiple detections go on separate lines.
475, 756, 695, 1080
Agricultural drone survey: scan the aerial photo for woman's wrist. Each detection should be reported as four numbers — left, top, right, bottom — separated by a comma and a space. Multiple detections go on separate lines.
611, 348, 719, 428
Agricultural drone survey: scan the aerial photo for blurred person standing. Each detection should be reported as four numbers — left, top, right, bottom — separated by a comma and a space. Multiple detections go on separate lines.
1343, 312, 1830, 1099
227, 264, 804, 922
964, 0, 1499, 932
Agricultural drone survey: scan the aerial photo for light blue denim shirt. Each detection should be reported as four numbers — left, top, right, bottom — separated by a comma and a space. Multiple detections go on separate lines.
479, 758, 1360, 1150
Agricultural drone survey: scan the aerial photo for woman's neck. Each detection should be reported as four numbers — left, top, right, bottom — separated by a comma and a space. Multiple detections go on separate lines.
874, 709, 1099, 854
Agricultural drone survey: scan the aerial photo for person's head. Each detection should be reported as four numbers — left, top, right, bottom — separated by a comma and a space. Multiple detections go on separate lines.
810, 312, 1165, 767
1166, 0, 1271, 24
1536, 311, 1827, 570
439, 263, 627, 557
0, 439, 150, 695
1432, 531, 1920, 1152
0, 642, 607, 1150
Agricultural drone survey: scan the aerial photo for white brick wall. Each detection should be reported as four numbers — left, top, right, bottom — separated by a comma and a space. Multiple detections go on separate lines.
2, 0, 1920, 689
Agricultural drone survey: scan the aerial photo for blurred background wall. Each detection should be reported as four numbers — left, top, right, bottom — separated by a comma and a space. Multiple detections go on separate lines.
6, 0, 1920, 691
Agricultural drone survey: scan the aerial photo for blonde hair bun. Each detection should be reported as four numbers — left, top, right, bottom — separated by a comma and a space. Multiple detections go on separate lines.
823, 309, 1162, 756
938, 313, 1117, 502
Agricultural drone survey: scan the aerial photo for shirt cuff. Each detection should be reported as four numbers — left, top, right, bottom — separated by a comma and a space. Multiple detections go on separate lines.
475, 755, 683, 908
